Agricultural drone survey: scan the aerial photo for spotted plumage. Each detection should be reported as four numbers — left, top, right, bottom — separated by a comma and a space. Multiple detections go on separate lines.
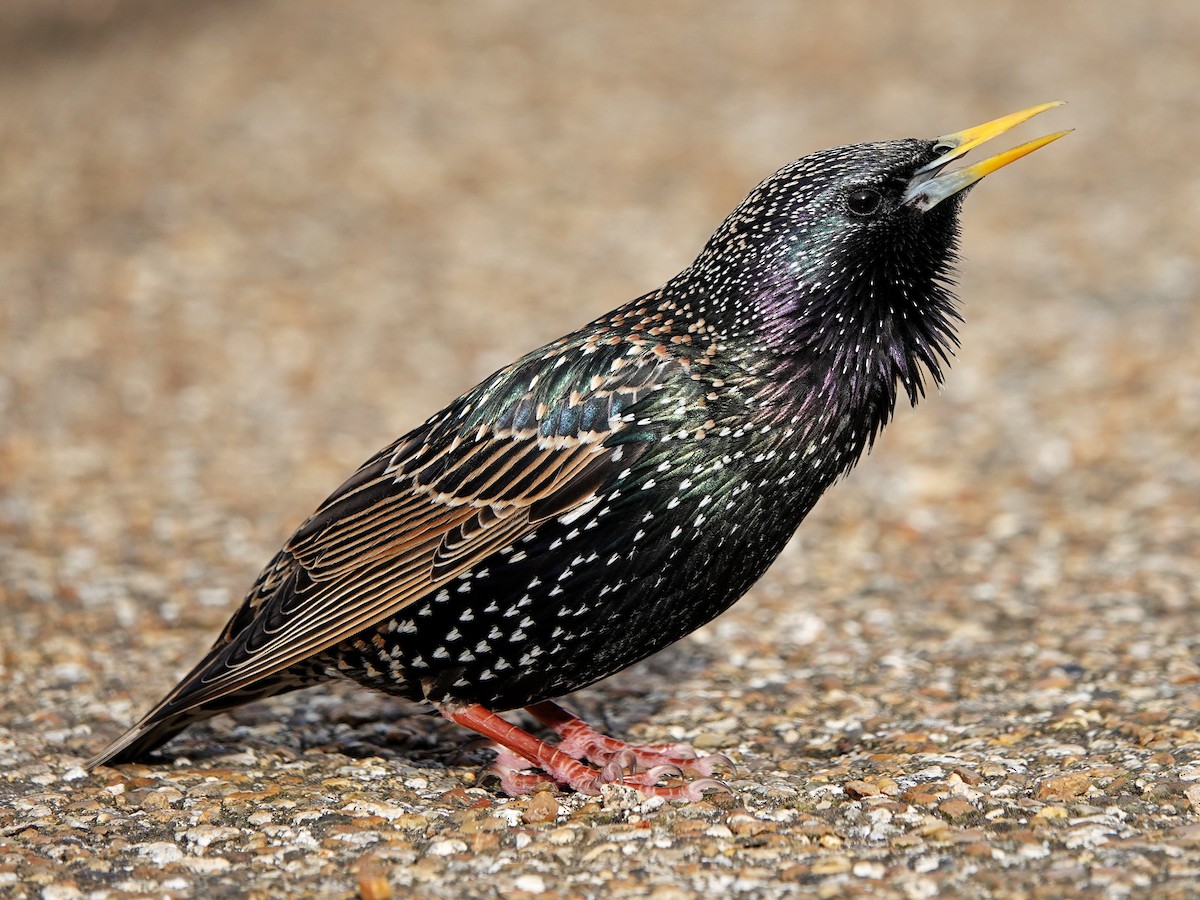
89, 104, 1068, 796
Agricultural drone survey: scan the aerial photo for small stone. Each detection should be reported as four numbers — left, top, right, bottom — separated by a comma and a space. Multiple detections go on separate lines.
513, 874, 546, 893
136, 842, 183, 865
1036, 773, 1091, 801
1184, 785, 1200, 810
951, 767, 982, 786
852, 861, 885, 879
523, 790, 559, 825
967, 842, 998, 861
181, 857, 232, 874
691, 733, 727, 750
728, 814, 775, 837
427, 839, 468, 857
183, 825, 241, 848
844, 780, 880, 799
938, 799, 976, 821
1034, 805, 1070, 820
902, 789, 944, 806
811, 856, 851, 875
141, 788, 184, 811
393, 814, 431, 831
357, 857, 393, 900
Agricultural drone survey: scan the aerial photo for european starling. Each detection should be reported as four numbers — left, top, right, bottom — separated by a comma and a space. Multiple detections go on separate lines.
89, 103, 1068, 798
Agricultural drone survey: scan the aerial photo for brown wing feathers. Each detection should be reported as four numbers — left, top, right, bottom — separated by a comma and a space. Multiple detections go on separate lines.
127, 347, 676, 722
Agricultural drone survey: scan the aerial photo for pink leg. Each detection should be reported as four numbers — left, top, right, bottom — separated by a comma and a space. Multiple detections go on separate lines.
437, 702, 727, 799
524, 700, 735, 778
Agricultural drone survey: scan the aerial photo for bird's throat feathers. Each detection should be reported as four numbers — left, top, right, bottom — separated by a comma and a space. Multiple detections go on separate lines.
683, 212, 962, 464
760, 247, 960, 409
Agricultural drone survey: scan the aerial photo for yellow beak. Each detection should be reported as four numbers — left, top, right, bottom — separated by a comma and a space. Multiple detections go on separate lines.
903, 101, 1071, 212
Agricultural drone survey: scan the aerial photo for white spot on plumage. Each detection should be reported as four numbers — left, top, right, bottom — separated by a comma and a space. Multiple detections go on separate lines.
558, 495, 601, 526
519, 649, 543, 667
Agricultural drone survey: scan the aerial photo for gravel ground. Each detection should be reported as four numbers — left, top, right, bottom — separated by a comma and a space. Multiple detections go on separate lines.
3, 2, 1199, 897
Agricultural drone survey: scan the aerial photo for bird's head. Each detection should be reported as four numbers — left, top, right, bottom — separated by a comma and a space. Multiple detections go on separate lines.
690, 102, 1069, 412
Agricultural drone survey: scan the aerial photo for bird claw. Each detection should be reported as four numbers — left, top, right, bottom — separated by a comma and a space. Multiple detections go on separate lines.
452, 704, 736, 801
484, 742, 731, 800
696, 752, 738, 777
605, 747, 734, 779
683, 777, 733, 800
598, 756, 629, 784
644, 763, 684, 782
611, 749, 639, 772
530, 705, 734, 778
486, 744, 560, 795
613, 774, 732, 801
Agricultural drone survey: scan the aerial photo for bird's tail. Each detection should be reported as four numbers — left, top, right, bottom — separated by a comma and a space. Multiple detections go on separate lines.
87, 673, 305, 770
86, 705, 216, 769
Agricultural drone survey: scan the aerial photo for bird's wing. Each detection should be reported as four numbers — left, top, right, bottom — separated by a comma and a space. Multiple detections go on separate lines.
150, 338, 684, 712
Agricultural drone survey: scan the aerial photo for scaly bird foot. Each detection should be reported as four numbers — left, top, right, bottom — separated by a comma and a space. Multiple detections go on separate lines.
439, 701, 731, 800
525, 699, 737, 778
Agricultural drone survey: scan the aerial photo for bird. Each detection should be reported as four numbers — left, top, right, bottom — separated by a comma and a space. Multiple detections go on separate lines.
88, 103, 1069, 798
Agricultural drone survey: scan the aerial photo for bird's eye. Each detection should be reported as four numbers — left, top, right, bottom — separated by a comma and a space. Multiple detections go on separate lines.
846, 188, 882, 217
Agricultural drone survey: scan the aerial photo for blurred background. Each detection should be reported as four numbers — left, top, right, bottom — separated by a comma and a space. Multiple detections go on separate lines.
1, 0, 1198, 885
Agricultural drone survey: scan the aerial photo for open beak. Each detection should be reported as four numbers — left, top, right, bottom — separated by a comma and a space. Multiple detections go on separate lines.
903, 101, 1071, 212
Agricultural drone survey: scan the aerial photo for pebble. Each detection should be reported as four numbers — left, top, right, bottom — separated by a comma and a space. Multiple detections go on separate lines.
513, 874, 546, 894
